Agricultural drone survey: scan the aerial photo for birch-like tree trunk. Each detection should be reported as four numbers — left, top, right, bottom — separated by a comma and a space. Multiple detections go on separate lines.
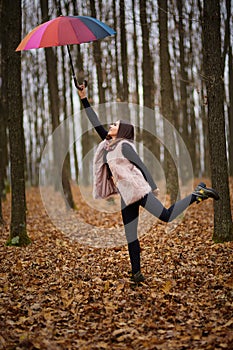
187, 4, 200, 177
198, 0, 210, 177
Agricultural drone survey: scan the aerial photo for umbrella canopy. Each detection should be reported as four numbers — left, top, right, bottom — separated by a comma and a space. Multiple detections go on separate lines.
16, 15, 116, 89
16, 15, 116, 50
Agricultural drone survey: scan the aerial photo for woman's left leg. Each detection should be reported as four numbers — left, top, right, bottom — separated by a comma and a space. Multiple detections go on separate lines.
121, 193, 195, 276
141, 192, 196, 222
141, 182, 220, 222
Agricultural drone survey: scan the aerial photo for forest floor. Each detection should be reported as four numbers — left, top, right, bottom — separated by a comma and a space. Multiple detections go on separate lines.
0, 179, 233, 350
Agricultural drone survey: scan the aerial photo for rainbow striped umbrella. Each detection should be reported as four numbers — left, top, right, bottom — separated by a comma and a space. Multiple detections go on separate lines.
16, 15, 116, 88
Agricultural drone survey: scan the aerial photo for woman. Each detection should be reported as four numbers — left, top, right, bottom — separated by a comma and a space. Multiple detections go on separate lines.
78, 85, 219, 283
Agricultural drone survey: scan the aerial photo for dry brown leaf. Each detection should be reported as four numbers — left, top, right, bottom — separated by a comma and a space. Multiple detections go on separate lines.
162, 280, 173, 293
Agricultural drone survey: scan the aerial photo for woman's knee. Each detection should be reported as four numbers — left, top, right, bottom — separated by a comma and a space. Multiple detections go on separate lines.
159, 208, 170, 222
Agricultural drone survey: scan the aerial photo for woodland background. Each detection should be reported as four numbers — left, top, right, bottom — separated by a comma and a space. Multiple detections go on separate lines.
0, 0, 233, 242
0, 0, 232, 186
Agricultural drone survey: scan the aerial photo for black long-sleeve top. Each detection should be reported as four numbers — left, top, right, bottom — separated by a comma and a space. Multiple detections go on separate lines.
81, 98, 157, 191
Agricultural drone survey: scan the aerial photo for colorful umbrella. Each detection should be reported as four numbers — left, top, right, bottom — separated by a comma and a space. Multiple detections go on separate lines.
16, 15, 116, 89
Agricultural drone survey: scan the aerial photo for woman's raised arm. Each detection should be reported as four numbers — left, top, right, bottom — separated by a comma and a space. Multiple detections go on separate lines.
78, 84, 108, 140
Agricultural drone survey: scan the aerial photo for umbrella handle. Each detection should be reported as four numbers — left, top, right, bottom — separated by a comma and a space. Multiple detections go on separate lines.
67, 45, 87, 90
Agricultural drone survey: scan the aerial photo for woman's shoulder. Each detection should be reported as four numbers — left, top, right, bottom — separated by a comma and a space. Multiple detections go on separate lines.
121, 139, 136, 149
120, 140, 138, 157
118, 139, 134, 146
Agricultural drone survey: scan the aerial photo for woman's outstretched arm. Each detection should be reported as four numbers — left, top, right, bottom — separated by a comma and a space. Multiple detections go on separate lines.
78, 85, 108, 140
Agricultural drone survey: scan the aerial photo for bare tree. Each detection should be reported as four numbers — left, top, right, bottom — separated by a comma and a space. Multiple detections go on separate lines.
112, 0, 121, 100
5, 0, 30, 245
177, 0, 191, 183
132, 0, 141, 141
120, 0, 129, 101
158, 0, 179, 202
228, 45, 233, 176
0, 0, 8, 224
187, 2, 201, 177
90, 0, 106, 106
40, 0, 75, 209
225, 0, 233, 176
140, 0, 160, 181
198, 0, 210, 177
203, 0, 233, 242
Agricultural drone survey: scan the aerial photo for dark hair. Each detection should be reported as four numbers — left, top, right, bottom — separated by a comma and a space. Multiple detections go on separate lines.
117, 120, 134, 140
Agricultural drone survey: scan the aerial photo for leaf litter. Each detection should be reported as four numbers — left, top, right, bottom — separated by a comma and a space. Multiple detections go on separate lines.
0, 180, 233, 349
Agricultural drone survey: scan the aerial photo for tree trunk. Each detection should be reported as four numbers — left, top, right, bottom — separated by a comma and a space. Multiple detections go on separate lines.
201, 80, 210, 177
139, 0, 154, 110
0, 97, 4, 224
40, 0, 75, 209
64, 1, 79, 184
0, 0, 7, 223
120, 0, 129, 102
228, 44, 233, 177
68, 65, 79, 184
112, 0, 121, 101
0, 0, 9, 202
61, 45, 75, 209
187, 4, 200, 177
132, 0, 140, 142
5, 0, 30, 245
90, 0, 106, 107
177, 0, 190, 183
75, 40, 92, 187
226, 0, 233, 177
68, 52, 79, 182
177, 0, 188, 143
198, 0, 210, 177
34, 51, 42, 186
41, 0, 60, 185
158, 0, 179, 202
203, 0, 233, 242
139, 0, 160, 179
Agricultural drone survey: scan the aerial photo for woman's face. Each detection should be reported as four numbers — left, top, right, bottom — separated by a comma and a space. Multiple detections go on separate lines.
108, 121, 120, 139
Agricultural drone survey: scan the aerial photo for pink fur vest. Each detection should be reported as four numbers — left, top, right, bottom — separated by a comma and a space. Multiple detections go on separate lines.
93, 139, 151, 205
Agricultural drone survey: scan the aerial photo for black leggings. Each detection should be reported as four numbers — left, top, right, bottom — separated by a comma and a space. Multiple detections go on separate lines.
121, 191, 196, 274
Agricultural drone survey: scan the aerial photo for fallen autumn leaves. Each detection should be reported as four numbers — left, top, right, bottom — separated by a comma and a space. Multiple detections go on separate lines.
0, 182, 233, 350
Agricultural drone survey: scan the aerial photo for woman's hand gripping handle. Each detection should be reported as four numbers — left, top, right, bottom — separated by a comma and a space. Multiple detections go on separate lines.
77, 81, 87, 98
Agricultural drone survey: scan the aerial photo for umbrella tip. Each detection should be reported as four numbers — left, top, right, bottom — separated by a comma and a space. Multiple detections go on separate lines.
57, 4, 63, 16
